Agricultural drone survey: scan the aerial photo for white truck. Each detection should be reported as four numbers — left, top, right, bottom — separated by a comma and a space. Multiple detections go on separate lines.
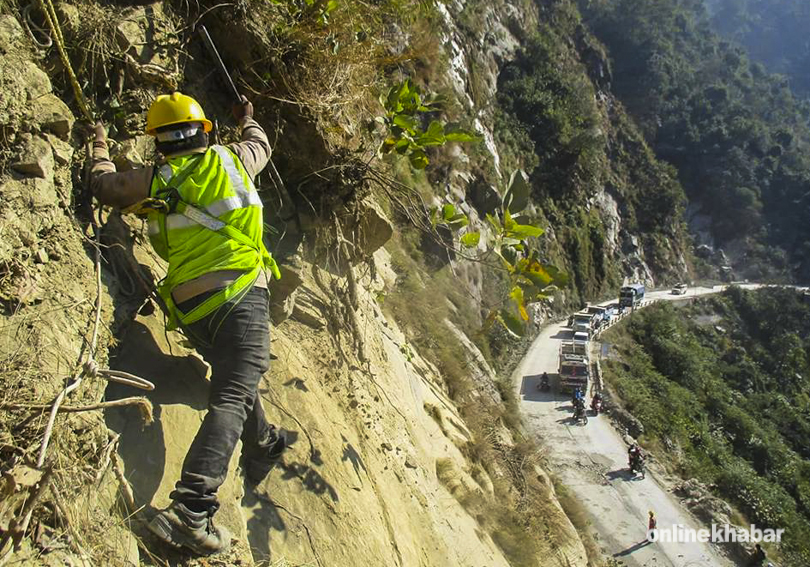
572, 311, 597, 337
559, 340, 589, 393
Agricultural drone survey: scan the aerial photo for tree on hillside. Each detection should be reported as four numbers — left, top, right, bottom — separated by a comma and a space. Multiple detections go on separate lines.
707, 0, 810, 98
581, 0, 810, 281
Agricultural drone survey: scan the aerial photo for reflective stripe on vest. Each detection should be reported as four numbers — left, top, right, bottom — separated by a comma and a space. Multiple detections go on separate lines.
148, 190, 263, 234
147, 148, 262, 235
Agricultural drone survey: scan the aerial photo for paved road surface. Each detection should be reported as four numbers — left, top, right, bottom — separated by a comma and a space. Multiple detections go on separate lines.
512, 284, 768, 566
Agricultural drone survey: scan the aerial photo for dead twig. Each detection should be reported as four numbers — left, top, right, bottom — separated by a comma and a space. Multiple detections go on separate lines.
112, 454, 135, 511
95, 433, 120, 485
0, 467, 53, 562
2, 397, 154, 425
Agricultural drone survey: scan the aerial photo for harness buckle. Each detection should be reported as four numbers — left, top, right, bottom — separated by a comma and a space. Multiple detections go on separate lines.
122, 198, 171, 216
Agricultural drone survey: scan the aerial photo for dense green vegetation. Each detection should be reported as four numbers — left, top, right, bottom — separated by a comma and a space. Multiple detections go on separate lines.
581, 0, 810, 281
492, 1, 691, 302
706, 0, 810, 98
604, 288, 810, 565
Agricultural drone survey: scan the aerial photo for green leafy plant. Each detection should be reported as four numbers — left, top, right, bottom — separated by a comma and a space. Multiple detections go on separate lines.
428, 170, 567, 337
484, 184, 568, 337
377, 79, 481, 169
273, 0, 338, 26
399, 343, 414, 362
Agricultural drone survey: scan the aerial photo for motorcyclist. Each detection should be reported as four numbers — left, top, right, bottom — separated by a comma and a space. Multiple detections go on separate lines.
572, 386, 584, 406
539, 372, 550, 391
573, 397, 587, 422
629, 443, 644, 473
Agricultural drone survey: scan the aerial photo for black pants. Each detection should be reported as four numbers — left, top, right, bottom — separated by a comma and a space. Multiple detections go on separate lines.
170, 286, 272, 513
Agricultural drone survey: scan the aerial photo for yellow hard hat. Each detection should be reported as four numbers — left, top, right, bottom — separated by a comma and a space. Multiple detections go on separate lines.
146, 92, 213, 136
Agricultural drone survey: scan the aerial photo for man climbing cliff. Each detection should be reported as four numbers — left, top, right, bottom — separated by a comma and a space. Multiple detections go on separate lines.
91, 92, 286, 555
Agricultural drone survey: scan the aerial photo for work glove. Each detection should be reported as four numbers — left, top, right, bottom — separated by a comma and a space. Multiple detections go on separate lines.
232, 95, 253, 122
93, 121, 107, 143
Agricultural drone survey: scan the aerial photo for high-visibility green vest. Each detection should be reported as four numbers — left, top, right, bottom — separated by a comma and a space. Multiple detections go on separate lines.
147, 145, 279, 330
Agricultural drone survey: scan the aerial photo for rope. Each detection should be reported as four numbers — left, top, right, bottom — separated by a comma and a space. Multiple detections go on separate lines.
82, 360, 155, 391
35, 0, 93, 121
22, 2, 53, 49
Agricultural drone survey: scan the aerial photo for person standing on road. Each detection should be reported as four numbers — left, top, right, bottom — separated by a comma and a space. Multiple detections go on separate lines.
91, 92, 286, 556
647, 510, 657, 542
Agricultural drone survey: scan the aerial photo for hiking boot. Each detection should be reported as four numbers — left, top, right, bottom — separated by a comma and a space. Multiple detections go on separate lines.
147, 501, 230, 555
243, 426, 288, 485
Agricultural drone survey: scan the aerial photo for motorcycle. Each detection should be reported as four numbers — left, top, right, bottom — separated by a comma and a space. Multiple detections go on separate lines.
591, 397, 603, 415
629, 452, 645, 478
538, 374, 551, 392
573, 403, 588, 425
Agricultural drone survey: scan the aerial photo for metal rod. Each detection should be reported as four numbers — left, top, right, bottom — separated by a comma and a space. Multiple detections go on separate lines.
198, 25, 242, 104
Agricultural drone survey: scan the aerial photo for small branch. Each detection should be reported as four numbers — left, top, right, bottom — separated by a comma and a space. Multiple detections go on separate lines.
95, 434, 120, 485
0, 467, 53, 556
3, 397, 154, 425
112, 454, 136, 511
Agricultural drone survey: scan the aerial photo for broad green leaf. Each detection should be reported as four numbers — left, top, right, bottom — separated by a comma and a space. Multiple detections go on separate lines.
393, 114, 418, 134
379, 137, 397, 154
418, 120, 446, 146
444, 124, 483, 142
409, 150, 429, 169
499, 308, 526, 337
442, 204, 455, 221
542, 264, 569, 287
395, 138, 410, 154
398, 79, 414, 104
509, 223, 545, 238
460, 232, 480, 248
444, 131, 481, 142
326, 0, 338, 12
504, 169, 530, 213
388, 81, 408, 112
522, 261, 563, 290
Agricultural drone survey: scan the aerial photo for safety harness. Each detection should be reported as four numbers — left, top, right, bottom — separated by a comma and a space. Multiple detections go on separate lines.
124, 151, 280, 331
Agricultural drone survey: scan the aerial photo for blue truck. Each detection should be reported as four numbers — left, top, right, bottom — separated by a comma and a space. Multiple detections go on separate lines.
619, 283, 645, 309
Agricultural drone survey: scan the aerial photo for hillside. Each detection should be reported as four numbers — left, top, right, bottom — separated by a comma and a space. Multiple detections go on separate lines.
581, 0, 810, 283
705, 0, 810, 99
602, 287, 810, 566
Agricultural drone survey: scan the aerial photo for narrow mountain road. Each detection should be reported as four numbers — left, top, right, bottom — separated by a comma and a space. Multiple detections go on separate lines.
512, 284, 766, 567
